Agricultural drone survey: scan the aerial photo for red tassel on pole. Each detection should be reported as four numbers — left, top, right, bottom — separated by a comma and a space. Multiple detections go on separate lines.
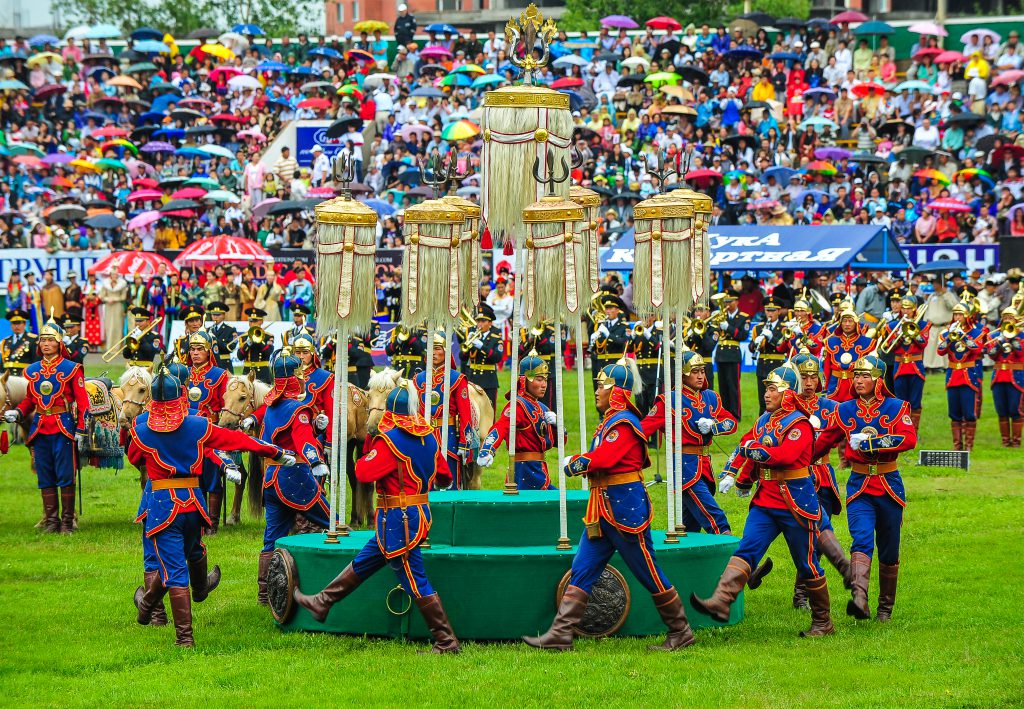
480, 225, 492, 250
503, 238, 514, 256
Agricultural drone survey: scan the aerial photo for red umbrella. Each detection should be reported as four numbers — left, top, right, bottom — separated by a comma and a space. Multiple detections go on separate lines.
127, 189, 164, 202
171, 187, 208, 200
173, 235, 273, 267
992, 144, 1024, 162
831, 10, 868, 23
134, 177, 159, 189
913, 47, 944, 60
46, 176, 75, 188
161, 209, 198, 219
926, 198, 971, 213
991, 70, 1024, 87
34, 84, 67, 99
645, 16, 681, 31
88, 251, 178, 277
685, 168, 724, 187
209, 112, 245, 123
297, 97, 332, 110
92, 126, 129, 139
851, 82, 887, 98
551, 77, 585, 89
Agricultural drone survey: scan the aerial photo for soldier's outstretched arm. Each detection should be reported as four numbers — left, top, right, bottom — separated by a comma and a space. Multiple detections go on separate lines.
205, 423, 285, 460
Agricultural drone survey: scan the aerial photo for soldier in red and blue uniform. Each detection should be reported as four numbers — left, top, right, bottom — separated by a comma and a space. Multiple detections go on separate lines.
415, 333, 476, 490
822, 304, 875, 403
293, 384, 461, 654
696, 364, 834, 638
247, 351, 331, 605
523, 359, 696, 652
5, 314, 91, 534
186, 330, 231, 532
888, 295, 929, 432
520, 321, 557, 411
937, 303, 982, 451
814, 354, 917, 623
965, 295, 989, 419
640, 350, 735, 535
291, 332, 334, 444
786, 298, 824, 357
986, 307, 1024, 447
477, 353, 558, 490
130, 360, 291, 647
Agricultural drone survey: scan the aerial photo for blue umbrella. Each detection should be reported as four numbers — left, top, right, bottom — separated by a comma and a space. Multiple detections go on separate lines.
288, 66, 315, 75
78, 110, 108, 124
309, 47, 343, 59
725, 46, 763, 60
137, 110, 167, 124
915, 259, 967, 274
763, 166, 797, 183
86, 65, 115, 78
769, 51, 802, 62
154, 128, 186, 139
28, 34, 59, 47
471, 73, 504, 89
441, 72, 473, 87
411, 86, 444, 98
130, 27, 164, 41
425, 23, 460, 35
150, 95, 177, 113
150, 81, 182, 95
175, 147, 209, 158
256, 60, 289, 72
558, 89, 585, 112
267, 97, 294, 110
363, 198, 397, 215
796, 189, 831, 204
134, 39, 171, 54
0, 79, 29, 90
232, 24, 265, 36
804, 87, 837, 100
86, 23, 122, 39
853, 20, 894, 36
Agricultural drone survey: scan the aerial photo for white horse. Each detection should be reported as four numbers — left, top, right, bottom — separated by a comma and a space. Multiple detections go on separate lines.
220, 372, 273, 524
113, 367, 153, 428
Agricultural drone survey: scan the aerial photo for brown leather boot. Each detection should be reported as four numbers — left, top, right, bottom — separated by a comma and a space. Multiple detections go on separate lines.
817, 528, 852, 588
800, 576, 835, 637
951, 421, 963, 451
135, 570, 168, 626
1013, 419, 1023, 448
414, 593, 461, 654
187, 556, 221, 603
792, 576, 809, 610
910, 409, 922, 432
523, 585, 589, 651
747, 557, 774, 590
257, 551, 274, 605
293, 563, 364, 623
962, 421, 977, 451
206, 492, 223, 534
648, 587, 696, 651
167, 587, 195, 647
41, 488, 60, 533
690, 556, 751, 623
59, 486, 76, 535
999, 417, 1012, 447
876, 562, 899, 622
847, 551, 872, 620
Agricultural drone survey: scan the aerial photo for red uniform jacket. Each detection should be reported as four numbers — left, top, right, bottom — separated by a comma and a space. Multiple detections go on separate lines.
17, 354, 90, 440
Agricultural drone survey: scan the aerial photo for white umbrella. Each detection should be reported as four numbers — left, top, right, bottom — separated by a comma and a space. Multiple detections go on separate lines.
198, 144, 235, 159
64, 25, 90, 40
553, 54, 589, 68
364, 72, 396, 88
86, 23, 122, 39
960, 28, 1000, 44
621, 56, 650, 70
228, 74, 262, 90
218, 32, 250, 53
204, 189, 241, 202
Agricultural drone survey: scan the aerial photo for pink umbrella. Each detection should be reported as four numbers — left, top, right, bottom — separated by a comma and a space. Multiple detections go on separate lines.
88, 251, 178, 277
307, 186, 335, 197
401, 124, 434, 140
831, 10, 868, 23
161, 209, 198, 218
209, 66, 242, 82
172, 235, 273, 267
991, 70, 1024, 87
126, 210, 162, 230
601, 15, 638, 29
127, 189, 164, 202
927, 198, 971, 213
252, 197, 282, 218
420, 45, 453, 59
935, 50, 967, 64
171, 187, 208, 199
236, 127, 267, 142
908, 21, 948, 37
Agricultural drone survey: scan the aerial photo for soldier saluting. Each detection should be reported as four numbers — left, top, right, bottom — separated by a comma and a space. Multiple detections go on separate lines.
1, 309, 40, 374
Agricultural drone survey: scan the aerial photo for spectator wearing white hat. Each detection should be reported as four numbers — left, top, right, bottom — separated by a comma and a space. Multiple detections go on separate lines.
311, 145, 331, 187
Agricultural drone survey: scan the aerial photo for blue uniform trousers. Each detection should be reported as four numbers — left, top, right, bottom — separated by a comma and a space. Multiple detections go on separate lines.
515, 461, 555, 490
947, 385, 978, 422
351, 539, 435, 599
199, 456, 223, 494
32, 432, 76, 489
150, 511, 208, 588
815, 488, 840, 534
894, 375, 924, 410
143, 529, 159, 573
569, 518, 671, 595
679, 475, 731, 535
262, 485, 331, 553
734, 505, 825, 581
846, 493, 903, 565
992, 382, 1022, 419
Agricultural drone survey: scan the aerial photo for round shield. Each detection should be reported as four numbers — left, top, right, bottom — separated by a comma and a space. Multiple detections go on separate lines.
267, 548, 299, 624
839, 352, 853, 365
188, 386, 202, 402
556, 565, 631, 638
39, 381, 54, 396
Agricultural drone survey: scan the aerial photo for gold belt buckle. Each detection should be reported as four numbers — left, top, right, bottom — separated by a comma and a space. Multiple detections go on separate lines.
762, 470, 773, 481
867, 464, 877, 475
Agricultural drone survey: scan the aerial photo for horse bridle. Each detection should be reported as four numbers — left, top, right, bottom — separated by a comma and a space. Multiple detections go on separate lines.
221, 380, 259, 421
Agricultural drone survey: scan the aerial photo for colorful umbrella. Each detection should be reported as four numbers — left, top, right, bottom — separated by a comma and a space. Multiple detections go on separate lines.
471, 74, 505, 89
934, 50, 968, 64
171, 187, 208, 200
602, 14, 638, 28
805, 160, 837, 175
92, 126, 129, 139
94, 158, 127, 171
172, 235, 273, 267
127, 189, 164, 202
955, 168, 994, 185
908, 21, 948, 37
644, 71, 682, 86
441, 119, 481, 141
346, 49, 376, 64
913, 47, 944, 60
99, 139, 139, 155
452, 64, 485, 75
419, 45, 453, 59
914, 168, 951, 185
140, 141, 176, 153
27, 52, 62, 69
551, 77, 585, 89
991, 70, 1024, 87
646, 16, 682, 31
926, 198, 971, 212
71, 159, 100, 173
297, 97, 332, 110
353, 20, 390, 33
830, 10, 868, 23
200, 43, 236, 61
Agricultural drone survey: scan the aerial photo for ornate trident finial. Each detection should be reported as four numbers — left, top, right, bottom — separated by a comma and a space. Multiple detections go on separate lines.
570, 144, 585, 171
419, 149, 448, 199
532, 151, 570, 198
331, 152, 355, 197
443, 148, 471, 196
646, 150, 677, 195
505, 3, 557, 86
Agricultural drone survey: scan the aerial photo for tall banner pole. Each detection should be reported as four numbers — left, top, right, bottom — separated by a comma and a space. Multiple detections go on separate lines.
554, 321, 570, 549
505, 246, 523, 495
441, 323, 454, 489
575, 316, 588, 491
326, 339, 350, 540
674, 315, 686, 536
663, 304, 678, 544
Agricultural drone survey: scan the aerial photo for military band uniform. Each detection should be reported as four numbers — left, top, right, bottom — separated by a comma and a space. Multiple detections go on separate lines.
1, 310, 40, 374
62, 333, 90, 365
348, 331, 375, 390
630, 322, 662, 417
985, 315, 1024, 447
461, 304, 504, 411
238, 333, 274, 385
128, 329, 164, 369
589, 315, 630, 401
207, 321, 239, 375
937, 322, 982, 451
385, 326, 426, 378
519, 323, 557, 412
714, 300, 749, 420
749, 301, 790, 415
889, 314, 929, 432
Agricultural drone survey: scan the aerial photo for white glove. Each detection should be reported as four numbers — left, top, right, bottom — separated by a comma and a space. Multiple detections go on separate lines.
476, 452, 494, 467
791, 322, 803, 335
543, 411, 557, 425
277, 452, 297, 467
718, 321, 728, 331
240, 416, 256, 432
314, 413, 329, 432
849, 432, 869, 451
654, 320, 663, 329
696, 417, 715, 434
560, 455, 574, 472
63, 336, 72, 346
762, 326, 774, 339
754, 335, 766, 347
596, 325, 610, 339
4, 410, 20, 423
718, 474, 736, 494
224, 465, 243, 485
75, 432, 87, 451
471, 338, 484, 349
312, 463, 329, 478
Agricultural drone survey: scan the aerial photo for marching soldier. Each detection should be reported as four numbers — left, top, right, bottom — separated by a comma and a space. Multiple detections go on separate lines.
4, 314, 90, 533
293, 383, 461, 654
283, 304, 315, 348
238, 308, 274, 385
814, 355, 917, 623
822, 303, 875, 403
630, 316, 662, 416
714, 290, 750, 420
685, 304, 719, 391
185, 330, 231, 533
206, 302, 238, 375
888, 295, 929, 432
416, 333, 477, 489
641, 351, 735, 535
937, 303, 982, 451
749, 296, 790, 415
385, 325, 426, 378
130, 361, 292, 647
877, 290, 905, 393
61, 315, 90, 365
700, 365, 832, 638
589, 294, 630, 402
126, 307, 163, 369
291, 333, 334, 444
1, 309, 40, 374
986, 307, 1024, 447
964, 294, 989, 420
519, 320, 557, 412
477, 353, 558, 490
525, 358, 696, 652
459, 303, 503, 412
348, 325, 376, 390
786, 298, 824, 357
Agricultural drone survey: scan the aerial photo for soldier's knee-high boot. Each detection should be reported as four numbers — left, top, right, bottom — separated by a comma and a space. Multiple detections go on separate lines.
962, 421, 977, 451
999, 417, 1012, 447
690, 556, 750, 623
293, 563, 363, 623
187, 556, 221, 603
817, 528, 852, 588
746, 557, 774, 590
523, 585, 589, 651
167, 587, 194, 648
257, 551, 274, 605
135, 570, 168, 626
206, 492, 223, 534
800, 576, 835, 637
59, 485, 76, 535
41, 488, 60, 533
911, 409, 922, 432
951, 421, 963, 451
1013, 419, 1023, 448
876, 562, 899, 622
414, 593, 461, 654
792, 575, 809, 610
847, 551, 872, 620
648, 587, 696, 651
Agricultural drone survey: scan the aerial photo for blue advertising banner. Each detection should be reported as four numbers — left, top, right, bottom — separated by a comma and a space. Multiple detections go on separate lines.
901, 244, 1000, 274
295, 124, 345, 166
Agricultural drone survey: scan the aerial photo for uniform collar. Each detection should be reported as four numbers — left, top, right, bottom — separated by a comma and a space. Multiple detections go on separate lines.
190, 360, 212, 379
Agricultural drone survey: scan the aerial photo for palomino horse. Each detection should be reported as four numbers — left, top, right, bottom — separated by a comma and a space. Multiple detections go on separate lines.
112, 367, 153, 488
219, 372, 272, 525
365, 368, 495, 491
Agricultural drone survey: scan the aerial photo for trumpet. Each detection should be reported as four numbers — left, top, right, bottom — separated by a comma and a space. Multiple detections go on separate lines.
1001, 321, 1019, 340
629, 320, 646, 339
394, 325, 411, 342
457, 307, 477, 343
946, 322, 965, 342
231, 325, 266, 349
102, 320, 159, 362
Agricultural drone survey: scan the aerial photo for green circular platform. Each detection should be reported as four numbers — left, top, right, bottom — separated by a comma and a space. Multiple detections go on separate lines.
274, 490, 743, 640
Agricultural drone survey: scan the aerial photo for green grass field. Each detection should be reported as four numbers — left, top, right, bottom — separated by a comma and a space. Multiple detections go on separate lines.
1, 364, 1022, 708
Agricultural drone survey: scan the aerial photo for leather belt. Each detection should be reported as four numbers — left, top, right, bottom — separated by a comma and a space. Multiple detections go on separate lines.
999, 363, 1024, 371
590, 470, 643, 488
760, 354, 785, 360
851, 461, 899, 475
469, 363, 496, 370
679, 444, 711, 455
838, 372, 852, 379
38, 405, 69, 415
721, 340, 739, 346
760, 466, 810, 481
376, 493, 429, 509
900, 355, 923, 363
244, 361, 270, 367
635, 358, 661, 365
952, 363, 970, 370
513, 452, 546, 462
432, 416, 458, 426
151, 478, 200, 490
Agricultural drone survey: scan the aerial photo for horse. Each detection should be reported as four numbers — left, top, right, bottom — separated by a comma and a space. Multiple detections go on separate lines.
365, 367, 494, 492
111, 367, 153, 489
0, 372, 30, 445
219, 371, 272, 525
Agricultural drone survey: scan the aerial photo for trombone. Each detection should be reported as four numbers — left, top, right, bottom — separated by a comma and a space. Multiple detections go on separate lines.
102, 320, 159, 362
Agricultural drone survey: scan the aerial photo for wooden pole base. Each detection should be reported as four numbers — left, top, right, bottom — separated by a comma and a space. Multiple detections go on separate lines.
556, 536, 572, 551
664, 530, 680, 544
